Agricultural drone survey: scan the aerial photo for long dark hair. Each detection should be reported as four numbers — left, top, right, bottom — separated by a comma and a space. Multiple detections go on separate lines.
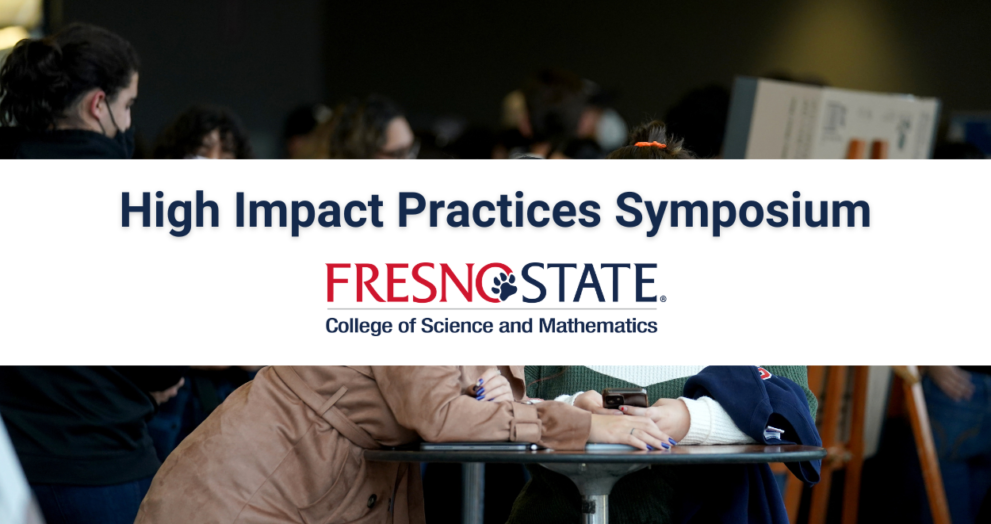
327, 95, 405, 159
153, 105, 254, 159
0, 23, 140, 132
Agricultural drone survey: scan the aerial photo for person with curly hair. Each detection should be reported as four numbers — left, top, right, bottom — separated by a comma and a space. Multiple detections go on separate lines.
153, 105, 254, 159
327, 95, 418, 159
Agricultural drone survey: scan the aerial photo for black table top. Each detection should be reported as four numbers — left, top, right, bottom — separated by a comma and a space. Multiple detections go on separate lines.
365, 445, 826, 465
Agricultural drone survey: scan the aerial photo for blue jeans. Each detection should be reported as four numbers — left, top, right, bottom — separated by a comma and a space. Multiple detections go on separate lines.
31, 476, 153, 524
924, 373, 991, 524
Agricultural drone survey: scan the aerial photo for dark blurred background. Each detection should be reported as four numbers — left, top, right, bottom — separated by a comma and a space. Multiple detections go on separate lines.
4, 0, 989, 157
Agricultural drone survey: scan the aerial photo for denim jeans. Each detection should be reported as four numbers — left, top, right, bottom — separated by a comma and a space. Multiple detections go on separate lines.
31, 476, 153, 524
924, 373, 991, 524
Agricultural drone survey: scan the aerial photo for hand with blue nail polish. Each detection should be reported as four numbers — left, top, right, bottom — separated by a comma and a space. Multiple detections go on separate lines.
588, 415, 669, 451
472, 368, 513, 403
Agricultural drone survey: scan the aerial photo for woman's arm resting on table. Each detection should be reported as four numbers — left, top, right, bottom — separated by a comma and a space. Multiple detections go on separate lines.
677, 396, 756, 445
373, 366, 592, 450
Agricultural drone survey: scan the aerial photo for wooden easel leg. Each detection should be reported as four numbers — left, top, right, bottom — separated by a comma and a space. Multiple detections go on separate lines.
808, 366, 847, 524
841, 367, 869, 524
782, 474, 804, 523
901, 369, 953, 524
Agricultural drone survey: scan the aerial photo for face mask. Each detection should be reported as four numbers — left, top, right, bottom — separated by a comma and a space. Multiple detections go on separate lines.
112, 124, 136, 159
102, 104, 135, 159
97, 104, 134, 159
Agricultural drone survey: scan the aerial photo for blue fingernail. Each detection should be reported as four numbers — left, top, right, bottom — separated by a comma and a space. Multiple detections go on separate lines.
477, 395, 485, 400
661, 443, 670, 449
669, 438, 678, 446
646, 445, 654, 450
488, 398, 494, 401
478, 378, 484, 385
477, 388, 485, 395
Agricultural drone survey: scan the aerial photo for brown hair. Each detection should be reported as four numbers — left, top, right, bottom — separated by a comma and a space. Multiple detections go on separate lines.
606, 120, 695, 160
326, 95, 404, 159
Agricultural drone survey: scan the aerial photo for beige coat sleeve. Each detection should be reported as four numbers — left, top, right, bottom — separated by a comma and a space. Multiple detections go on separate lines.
372, 366, 591, 450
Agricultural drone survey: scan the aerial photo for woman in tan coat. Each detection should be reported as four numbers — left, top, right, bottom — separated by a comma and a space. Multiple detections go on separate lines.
135, 366, 670, 524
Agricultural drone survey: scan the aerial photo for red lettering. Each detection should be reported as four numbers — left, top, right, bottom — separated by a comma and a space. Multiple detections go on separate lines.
355, 263, 385, 302
412, 263, 437, 303
440, 263, 473, 302
386, 263, 409, 302
326, 263, 350, 302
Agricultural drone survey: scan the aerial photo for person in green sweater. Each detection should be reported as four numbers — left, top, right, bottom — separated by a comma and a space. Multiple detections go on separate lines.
506, 366, 817, 524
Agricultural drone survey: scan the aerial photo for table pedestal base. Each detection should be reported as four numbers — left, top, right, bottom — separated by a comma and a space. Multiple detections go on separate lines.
462, 463, 484, 524
539, 462, 648, 524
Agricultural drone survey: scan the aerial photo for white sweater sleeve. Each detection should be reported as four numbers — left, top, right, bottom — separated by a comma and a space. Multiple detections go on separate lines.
553, 392, 585, 406
678, 396, 756, 445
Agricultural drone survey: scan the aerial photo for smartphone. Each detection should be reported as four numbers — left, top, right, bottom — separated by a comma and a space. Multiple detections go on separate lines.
421, 442, 538, 451
601, 388, 648, 409
585, 443, 640, 452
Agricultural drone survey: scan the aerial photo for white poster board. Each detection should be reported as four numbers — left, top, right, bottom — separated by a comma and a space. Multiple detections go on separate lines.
724, 77, 940, 159
0, 419, 41, 524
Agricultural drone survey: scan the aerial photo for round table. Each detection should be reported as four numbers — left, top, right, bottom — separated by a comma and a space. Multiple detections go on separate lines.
366, 444, 826, 524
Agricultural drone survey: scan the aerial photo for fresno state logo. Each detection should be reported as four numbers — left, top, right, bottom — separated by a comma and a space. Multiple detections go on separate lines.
326, 262, 661, 304
757, 367, 772, 380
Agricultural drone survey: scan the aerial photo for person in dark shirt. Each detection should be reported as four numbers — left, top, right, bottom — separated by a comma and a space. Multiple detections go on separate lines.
0, 367, 184, 524
146, 366, 260, 461
0, 23, 139, 159
923, 366, 991, 524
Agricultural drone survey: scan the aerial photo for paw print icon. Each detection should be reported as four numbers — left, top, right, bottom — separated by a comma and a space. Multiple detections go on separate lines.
491, 272, 518, 302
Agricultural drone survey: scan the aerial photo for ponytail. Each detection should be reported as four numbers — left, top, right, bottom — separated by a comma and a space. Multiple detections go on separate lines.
0, 23, 139, 132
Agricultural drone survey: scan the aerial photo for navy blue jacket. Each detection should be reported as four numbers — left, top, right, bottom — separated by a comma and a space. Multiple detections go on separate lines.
675, 366, 822, 524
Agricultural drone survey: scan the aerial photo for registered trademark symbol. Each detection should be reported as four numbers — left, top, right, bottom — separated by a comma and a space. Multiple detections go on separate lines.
659, 295, 667, 302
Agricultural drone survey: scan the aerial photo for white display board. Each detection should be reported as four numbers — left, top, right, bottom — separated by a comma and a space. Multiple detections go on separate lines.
0, 419, 37, 524
725, 77, 939, 159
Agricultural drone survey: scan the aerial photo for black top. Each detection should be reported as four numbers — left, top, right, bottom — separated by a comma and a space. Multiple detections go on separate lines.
0, 127, 128, 159
961, 366, 991, 376
0, 366, 184, 485
365, 444, 827, 465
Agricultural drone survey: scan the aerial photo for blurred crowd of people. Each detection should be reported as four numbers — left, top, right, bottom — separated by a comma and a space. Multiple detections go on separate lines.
1, 23, 984, 161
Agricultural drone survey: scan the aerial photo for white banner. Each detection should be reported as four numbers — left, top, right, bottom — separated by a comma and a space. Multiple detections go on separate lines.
0, 160, 987, 364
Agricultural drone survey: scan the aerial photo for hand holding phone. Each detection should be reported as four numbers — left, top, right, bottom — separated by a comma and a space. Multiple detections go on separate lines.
573, 391, 622, 415
601, 388, 648, 409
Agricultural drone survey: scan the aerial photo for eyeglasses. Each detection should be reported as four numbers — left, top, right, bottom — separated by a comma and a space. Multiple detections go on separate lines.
377, 139, 420, 159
